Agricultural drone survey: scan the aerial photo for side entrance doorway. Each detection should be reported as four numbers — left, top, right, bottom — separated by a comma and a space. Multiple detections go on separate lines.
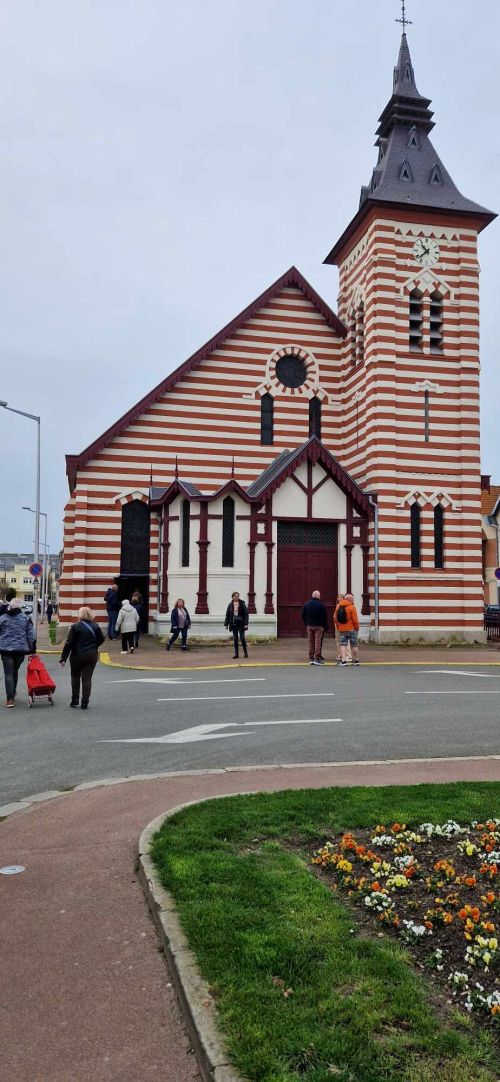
116, 576, 149, 632
277, 522, 338, 637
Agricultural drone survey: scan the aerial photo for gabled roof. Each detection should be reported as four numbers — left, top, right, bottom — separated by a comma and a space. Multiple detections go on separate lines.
325, 34, 496, 265
150, 437, 373, 517
66, 266, 347, 494
247, 435, 373, 514
481, 485, 500, 516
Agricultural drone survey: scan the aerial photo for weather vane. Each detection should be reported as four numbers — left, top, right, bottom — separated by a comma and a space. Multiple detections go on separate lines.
395, 1, 412, 33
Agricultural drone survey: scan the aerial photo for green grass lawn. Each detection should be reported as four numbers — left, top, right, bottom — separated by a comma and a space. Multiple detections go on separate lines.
150, 783, 500, 1082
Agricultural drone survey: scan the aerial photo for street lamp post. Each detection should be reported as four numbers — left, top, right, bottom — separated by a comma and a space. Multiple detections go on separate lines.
1, 401, 41, 639
23, 508, 48, 620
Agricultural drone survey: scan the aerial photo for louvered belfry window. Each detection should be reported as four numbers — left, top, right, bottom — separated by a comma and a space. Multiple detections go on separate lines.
181, 499, 190, 567
409, 289, 424, 351
261, 393, 274, 445
430, 291, 443, 353
410, 502, 421, 568
222, 496, 235, 567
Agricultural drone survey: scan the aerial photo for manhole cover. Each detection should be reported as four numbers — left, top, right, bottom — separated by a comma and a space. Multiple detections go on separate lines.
0, 865, 26, 875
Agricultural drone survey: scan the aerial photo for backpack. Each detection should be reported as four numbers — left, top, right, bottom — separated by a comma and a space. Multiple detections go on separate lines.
337, 604, 348, 624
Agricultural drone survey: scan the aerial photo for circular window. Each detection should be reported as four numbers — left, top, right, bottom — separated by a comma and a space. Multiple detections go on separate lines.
275, 354, 307, 389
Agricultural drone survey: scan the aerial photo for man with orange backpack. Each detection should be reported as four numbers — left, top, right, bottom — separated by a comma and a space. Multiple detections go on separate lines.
334, 592, 360, 666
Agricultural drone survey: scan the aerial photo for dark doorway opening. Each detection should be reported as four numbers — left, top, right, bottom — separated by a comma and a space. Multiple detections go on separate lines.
116, 575, 149, 632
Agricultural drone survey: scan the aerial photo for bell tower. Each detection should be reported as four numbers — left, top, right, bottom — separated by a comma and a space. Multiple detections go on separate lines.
324, 28, 496, 641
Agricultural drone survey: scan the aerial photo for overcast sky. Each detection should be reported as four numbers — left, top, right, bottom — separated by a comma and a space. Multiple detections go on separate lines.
1, 0, 498, 556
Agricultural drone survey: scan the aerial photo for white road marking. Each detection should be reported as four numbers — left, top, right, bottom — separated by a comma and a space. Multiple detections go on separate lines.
406, 690, 500, 695
101, 718, 344, 744
156, 692, 336, 703
418, 670, 500, 679
103, 677, 266, 685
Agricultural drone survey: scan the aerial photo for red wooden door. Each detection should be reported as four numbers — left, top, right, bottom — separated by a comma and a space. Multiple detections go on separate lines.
277, 523, 338, 637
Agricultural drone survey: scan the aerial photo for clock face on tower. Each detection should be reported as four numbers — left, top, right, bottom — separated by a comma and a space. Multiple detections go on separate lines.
413, 237, 440, 267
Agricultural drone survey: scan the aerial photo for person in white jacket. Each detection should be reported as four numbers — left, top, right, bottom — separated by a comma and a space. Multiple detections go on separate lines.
115, 599, 140, 654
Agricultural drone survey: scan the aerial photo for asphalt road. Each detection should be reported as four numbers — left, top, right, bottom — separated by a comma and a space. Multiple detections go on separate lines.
1, 658, 500, 805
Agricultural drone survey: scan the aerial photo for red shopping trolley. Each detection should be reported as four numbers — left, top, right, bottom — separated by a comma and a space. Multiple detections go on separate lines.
26, 654, 56, 707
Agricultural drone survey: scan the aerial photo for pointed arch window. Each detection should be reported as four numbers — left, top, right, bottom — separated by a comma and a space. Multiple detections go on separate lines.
309, 397, 321, 439
181, 500, 190, 567
410, 502, 421, 568
407, 126, 421, 150
430, 291, 443, 353
222, 496, 235, 567
409, 289, 423, 352
261, 393, 273, 445
434, 503, 444, 569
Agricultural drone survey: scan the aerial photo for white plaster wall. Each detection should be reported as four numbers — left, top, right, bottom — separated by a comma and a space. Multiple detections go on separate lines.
337, 523, 347, 592
313, 474, 346, 518
351, 544, 364, 607
254, 541, 268, 613
273, 475, 307, 517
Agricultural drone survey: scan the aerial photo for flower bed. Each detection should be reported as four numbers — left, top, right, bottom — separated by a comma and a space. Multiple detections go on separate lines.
312, 818, 500, 1024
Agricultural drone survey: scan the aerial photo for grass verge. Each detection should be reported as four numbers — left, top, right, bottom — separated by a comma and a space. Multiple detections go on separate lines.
150, 783, 500, 1082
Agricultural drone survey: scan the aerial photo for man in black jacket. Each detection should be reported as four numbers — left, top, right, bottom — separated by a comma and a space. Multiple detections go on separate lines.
104, 583, 120, 640
302, 590, 328, 666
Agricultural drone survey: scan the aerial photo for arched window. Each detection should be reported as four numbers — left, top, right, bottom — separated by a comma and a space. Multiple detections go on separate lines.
409, 289, 423, 351
434, 504, 444, 569
350, 312, 357, 366
430, 291, 443, 353
222, 496, 235, 567
309, 397, 321, 439
120, 499, 150, 575
181, 500, 190, 567
410, 502, 421, 568
261, 393, 273, 445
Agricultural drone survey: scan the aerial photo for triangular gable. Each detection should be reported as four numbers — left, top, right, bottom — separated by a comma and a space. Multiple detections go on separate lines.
247, 436, 373, 516
66, 267, 347, 494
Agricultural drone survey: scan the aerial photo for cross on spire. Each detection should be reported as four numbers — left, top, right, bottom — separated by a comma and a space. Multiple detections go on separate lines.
395, 0, 412, 33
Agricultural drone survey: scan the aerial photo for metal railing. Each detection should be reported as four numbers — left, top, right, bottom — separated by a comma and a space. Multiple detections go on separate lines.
484, 612, 500, 642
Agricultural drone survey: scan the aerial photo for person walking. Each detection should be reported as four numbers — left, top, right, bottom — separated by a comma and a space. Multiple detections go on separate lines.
104, 583, 120, 640
46, 601, 54, 623
0, 588, 17, 616
0, 598, 36, 707
302, 589, 328, 665
334, 592, 360, 665
59, 606, 105, 709
166, 599, 191, 651
224, 591, 249, 659
115, 599, 140, 654
131, 590, 144, 649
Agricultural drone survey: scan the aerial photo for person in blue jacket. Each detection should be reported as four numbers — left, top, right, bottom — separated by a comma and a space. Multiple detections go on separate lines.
0, 598, 36, 707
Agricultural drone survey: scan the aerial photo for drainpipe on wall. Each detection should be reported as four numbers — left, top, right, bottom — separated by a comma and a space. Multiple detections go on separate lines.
368, 494, 379, 643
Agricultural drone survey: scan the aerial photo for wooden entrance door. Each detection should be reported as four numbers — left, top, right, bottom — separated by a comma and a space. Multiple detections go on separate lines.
277, 522, 338, 636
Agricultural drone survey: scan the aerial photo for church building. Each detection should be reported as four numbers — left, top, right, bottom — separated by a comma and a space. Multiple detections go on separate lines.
60, 31, 496, 642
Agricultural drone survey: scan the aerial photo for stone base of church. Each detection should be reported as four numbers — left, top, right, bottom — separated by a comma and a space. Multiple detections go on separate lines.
151, 612, 278, 639
374, 626, 487, 645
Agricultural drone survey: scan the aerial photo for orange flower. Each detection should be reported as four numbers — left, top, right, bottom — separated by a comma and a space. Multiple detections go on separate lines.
491, 1005, 500, 1016
465, 876, 476, 887
424, 920, 433, 930
372, 881, 381, 892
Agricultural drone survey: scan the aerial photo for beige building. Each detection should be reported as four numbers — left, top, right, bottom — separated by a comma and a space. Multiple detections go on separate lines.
481, 476, 500, 604
4, 561, 58, 605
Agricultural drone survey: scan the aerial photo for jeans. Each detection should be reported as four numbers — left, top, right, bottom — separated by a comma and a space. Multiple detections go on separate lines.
107, 610, 118, 639
1, 652, 25, 702
168, 627, 188, 649
232, 624, 248, 657
70, 651, 98, 705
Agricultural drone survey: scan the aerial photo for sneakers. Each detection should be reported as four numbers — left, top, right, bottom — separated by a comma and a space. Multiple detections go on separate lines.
309, 659, 315, 665
232, 655, 239, 660
130, 647, 135, 653
315, 658, 325, 665
353, 659, 360, 665
80, 703, 88, 710
120, 650, 127, 654
5, 700, 14, 708
340, 661, 347, 666
70, 700, 79, 708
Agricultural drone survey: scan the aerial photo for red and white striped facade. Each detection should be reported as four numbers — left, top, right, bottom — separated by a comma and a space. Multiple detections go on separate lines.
60, 36, 495, 642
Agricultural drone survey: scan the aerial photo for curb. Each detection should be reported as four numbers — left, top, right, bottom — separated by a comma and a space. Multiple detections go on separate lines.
138, 799, 250, 1082
99, 650, 500, 672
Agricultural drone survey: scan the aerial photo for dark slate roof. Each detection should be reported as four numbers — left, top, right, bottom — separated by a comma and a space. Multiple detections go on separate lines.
150, 486, 167, 501
180, 481, 203, 496
246, 449, 297, 497
150, 480, 202, 502
325, 34, 496, 264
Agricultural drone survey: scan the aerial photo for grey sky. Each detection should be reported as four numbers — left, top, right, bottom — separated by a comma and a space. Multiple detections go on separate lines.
1, 0, 498, 555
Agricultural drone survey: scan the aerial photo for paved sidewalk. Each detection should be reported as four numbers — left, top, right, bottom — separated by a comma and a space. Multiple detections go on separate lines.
2, 760, 500, 1081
